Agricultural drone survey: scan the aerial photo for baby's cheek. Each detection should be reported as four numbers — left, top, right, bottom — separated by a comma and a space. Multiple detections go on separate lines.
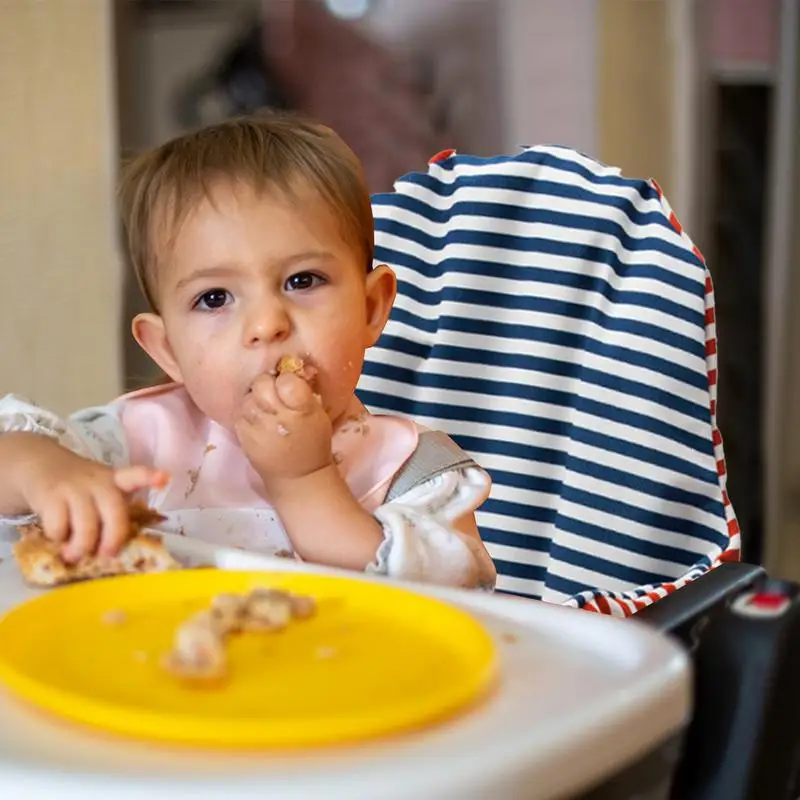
184, 351, 240, 427
320, 347, 363, 408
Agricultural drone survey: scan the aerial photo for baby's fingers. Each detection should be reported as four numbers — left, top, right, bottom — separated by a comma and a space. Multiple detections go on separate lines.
275, 372, 314, 412
38, 496, 71, 545
61, 493, 101, 563
239, 390, 274, 428
113, 466, 170, 494
249, 374, 280, 413
95, 490, 131, 557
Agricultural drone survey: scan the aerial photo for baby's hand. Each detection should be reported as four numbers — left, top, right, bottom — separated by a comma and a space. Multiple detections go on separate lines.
235, 372, 333, 498
19, 440, 168, 562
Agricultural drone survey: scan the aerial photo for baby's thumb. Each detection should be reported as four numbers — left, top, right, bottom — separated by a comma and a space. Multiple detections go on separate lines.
114, 466, 170, 494
275, 372, 314, 411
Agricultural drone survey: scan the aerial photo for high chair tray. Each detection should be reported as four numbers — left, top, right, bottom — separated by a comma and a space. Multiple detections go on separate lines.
0, 529, 689, 800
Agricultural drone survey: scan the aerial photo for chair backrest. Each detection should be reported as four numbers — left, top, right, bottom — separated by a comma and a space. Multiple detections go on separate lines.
358, 146, 740, 614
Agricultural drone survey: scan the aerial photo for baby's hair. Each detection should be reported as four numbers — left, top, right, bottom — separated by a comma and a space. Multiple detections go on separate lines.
118, 112, 375, 311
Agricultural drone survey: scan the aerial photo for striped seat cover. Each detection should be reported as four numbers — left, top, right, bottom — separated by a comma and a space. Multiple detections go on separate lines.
357, 146, 740, 616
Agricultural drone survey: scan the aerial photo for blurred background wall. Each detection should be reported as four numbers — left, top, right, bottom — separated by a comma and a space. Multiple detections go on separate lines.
0, 1, 122, 415
1, 0, 797, 578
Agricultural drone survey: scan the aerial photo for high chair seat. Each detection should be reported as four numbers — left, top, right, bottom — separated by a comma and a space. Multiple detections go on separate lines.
358, 146, 740, 615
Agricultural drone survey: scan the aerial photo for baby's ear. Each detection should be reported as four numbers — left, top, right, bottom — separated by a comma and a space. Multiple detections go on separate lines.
364, 264, 397, 347
132, 313, 184, 383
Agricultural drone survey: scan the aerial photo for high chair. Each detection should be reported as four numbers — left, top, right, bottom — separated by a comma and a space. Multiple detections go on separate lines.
358, 147, 800, 799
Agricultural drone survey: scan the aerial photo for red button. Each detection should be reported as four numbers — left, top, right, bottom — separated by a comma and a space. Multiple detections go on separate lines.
748, 592, 787, 609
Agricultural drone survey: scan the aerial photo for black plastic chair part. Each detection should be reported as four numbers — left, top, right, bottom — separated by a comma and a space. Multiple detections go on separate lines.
633, 563, 800, 800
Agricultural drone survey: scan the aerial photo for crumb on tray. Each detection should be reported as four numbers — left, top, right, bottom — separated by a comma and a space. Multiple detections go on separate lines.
101, 609, 127, 626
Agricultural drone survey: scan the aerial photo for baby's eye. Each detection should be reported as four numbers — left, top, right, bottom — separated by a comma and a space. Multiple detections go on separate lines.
194, 289, 232, 310
285, 272, 325, 292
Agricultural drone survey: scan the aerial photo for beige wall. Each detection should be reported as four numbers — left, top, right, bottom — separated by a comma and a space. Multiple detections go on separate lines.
0, 1, 122, 414
597, 0, 674, 197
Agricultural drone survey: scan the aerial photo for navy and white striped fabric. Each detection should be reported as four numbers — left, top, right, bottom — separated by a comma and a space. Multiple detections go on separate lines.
358, 146, 739, 616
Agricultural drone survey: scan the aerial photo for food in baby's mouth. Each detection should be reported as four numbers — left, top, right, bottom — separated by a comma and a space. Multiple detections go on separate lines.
276, 355, 319, 384
277, 355, 305, 375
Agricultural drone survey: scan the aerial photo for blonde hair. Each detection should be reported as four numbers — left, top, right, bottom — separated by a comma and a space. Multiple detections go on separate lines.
118, 113, 374, 311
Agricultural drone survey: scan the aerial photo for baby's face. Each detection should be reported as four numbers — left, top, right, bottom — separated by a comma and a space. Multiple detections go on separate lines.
150, 181, 385, 430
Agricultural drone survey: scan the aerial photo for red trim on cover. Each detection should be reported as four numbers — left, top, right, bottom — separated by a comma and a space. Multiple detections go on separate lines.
428, 148, 456, 164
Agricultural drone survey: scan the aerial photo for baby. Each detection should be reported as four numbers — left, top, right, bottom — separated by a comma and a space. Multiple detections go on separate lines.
0, 113, 496, 590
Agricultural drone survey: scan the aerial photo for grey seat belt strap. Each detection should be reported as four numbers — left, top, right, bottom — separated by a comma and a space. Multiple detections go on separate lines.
384, 430, 478, 503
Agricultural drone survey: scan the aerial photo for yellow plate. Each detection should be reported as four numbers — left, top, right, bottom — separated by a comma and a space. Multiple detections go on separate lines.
0, 571, 497, 748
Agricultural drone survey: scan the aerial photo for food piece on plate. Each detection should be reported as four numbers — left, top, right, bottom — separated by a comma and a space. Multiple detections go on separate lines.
288, 592, 317, 620
161, 611, 228, 682
241, 588, 293, 632
209, 593, 249, 635
13, 502, 180, 588
239, 587, 317, 628
244, 587, 317, 623
160, 587, 317, 683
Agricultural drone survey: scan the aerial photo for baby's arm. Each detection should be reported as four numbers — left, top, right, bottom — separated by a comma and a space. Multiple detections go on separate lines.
235, 372, 495, 588
0, 395, 165, 559
275, 465, 496, 590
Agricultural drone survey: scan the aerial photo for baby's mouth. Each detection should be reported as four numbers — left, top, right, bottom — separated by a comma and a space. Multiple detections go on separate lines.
246, 355, 318, 395
274, 355, 319, 383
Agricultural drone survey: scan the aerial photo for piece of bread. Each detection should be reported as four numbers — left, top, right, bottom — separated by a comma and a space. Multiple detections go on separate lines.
127, 498, 167, 532
13, 503, 181, 588
276, 355, 318, 384
277, 355, 305, 375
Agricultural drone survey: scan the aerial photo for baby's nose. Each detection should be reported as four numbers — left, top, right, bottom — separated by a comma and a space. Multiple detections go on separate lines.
244, 301, 290, 345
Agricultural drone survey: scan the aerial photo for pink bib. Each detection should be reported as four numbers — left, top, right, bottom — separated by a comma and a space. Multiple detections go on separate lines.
114, 384, 419, 553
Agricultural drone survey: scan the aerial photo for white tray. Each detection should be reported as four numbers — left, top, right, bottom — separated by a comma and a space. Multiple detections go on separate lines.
0, 530, 690, 800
